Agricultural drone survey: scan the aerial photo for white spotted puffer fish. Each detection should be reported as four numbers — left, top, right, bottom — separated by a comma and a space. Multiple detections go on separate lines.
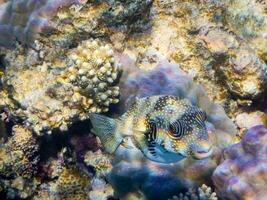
90, 95, 213, 163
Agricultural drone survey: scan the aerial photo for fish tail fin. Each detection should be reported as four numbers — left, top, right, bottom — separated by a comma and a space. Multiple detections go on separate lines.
90, 114, 123, 154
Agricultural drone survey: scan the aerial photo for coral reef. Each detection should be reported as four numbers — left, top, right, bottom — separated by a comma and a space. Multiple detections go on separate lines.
235, 111, 267, 134
0, 125, 39, 199
0, 0, 266, 199
0, 0, 80, 47
105, 61, 237, 200
84, 150, 112, 177
0, 125, 39, 178
89, 177, 114, 200
169, 184, 217, 200
101, 0, 153, 33
31, 147, 92, 200
197, 24, 267, 99
46, 167, 90, 200
1, 39, 121, 134
215, 0, 267, 62
35, 166, 91, 200
212, 125, 267, 200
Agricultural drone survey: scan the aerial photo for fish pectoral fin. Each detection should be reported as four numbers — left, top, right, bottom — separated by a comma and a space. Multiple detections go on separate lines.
90, 114, 123, 154
143, 144, 186, 164
121, 137, 135, 149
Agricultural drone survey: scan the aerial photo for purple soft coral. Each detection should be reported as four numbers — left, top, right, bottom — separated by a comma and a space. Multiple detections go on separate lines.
0, 0, 80, 47
212, 125, 267, 200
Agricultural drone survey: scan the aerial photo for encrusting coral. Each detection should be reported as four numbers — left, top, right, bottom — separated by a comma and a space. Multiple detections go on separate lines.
34, 166, 91, 200
0, 125, 39, 179
0, 0, 80, 48
212, 125, 267, 200
196, 22, 267, 99
101, 0, 153, 33
0, 39, 121, 134
0, 125, 40, 199
213, 0, 267, 62
84, 149, 112, 177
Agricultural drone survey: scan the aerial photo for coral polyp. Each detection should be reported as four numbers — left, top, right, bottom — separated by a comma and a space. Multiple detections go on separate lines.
66, 40, 121, 112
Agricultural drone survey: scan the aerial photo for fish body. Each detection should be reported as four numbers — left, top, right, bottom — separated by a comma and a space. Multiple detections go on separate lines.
90, 95, 212, 163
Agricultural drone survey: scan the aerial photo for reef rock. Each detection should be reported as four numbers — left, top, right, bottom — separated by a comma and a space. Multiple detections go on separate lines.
235, 111, 267, 133
197, 23, 267, 99
212, 125, 267, 200
102, 59, 237, 200
216, 0, 267, 62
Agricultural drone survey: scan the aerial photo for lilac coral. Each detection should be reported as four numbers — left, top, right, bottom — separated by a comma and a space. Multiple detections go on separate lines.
212, 125, 267, 200
0, 0, 80, 47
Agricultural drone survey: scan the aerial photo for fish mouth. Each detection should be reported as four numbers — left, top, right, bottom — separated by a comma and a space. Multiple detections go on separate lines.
192, 147, 213, 159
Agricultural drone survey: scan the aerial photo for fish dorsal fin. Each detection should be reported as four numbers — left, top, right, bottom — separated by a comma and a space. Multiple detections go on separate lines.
90, 114, 123, 154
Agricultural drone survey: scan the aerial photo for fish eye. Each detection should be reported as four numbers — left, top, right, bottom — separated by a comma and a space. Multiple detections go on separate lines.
169, 120, 185, 139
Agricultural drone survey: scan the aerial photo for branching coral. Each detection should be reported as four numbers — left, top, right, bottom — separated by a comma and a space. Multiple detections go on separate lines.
48, 167, 90, 200
66, 40, 120, 112
1, 39, 121, 134
31, 147, 92, 200
169, 184, 218, 200
212, 125, 267, 200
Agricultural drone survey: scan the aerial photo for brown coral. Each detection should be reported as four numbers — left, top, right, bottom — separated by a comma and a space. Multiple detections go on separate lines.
0, 125, 39, 179
0, 125, 39, 199
50, 167, 90, 200
35, 166, 91, 200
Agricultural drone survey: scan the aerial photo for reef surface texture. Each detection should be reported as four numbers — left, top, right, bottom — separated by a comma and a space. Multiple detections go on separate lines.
213, 125, 267, 200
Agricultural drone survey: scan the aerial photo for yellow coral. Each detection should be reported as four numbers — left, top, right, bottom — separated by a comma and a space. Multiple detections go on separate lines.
46, 167, 90, 200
